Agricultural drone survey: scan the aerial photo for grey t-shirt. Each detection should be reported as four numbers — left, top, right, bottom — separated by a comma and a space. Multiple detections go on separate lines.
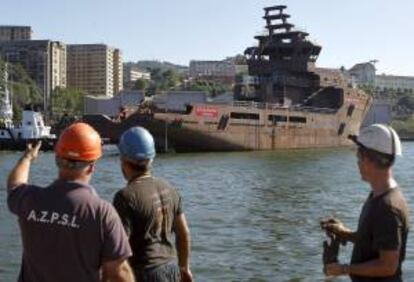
113, 176, 182, 271
351, 188, 409, 282
7, 179, 132, 282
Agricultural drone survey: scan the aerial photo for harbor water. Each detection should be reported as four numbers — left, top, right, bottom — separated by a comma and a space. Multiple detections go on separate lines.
1, 143, 414, 281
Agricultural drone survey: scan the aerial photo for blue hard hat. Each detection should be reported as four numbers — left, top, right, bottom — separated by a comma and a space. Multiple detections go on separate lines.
118, 127, 156, 161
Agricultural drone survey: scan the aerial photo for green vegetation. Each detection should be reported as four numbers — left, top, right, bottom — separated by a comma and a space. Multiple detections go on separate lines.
225, 54, 246, 65
129, 67, 230, 97
150, 68, 181, 91
391, 93, 414, 136
0, 59, 85, 121
125, 60, 233, 97
140, 68, 183, 95
183, 79, 229, 97
391, 118, 414, 136
51, 87, 85, 117
396, 94, 414, 110
133, 78, 148, 90
0, 59, 43, 121
360, 84, 414, 136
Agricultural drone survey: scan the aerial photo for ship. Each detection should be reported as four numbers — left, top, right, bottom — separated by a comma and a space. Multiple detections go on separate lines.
0, 64, 56, 151
84, 5, 372, 152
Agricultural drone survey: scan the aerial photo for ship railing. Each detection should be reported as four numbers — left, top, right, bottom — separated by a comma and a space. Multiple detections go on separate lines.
232, 101, 337, 114
233, 101, 286, 110
292, 106, 338, 114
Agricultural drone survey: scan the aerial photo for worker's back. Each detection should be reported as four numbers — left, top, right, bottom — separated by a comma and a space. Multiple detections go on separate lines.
113, 176, 182, 270
9, 179, 130, 282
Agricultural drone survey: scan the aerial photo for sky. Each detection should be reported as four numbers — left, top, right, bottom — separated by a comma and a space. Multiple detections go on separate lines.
2, 0, 414, 76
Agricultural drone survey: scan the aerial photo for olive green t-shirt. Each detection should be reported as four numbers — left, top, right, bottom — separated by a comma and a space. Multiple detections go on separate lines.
351, 188, 409, 282
113, 176, 183, 270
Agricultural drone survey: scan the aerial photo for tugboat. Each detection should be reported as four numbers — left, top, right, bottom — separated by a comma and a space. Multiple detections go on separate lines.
84, 5, 372, 152
0, 65, 56, 151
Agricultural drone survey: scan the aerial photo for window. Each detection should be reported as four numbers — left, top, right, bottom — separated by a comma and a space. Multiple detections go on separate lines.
338, 123, 346, 136
230, 112, 260, 120
347, 104, 355, 117
289, 116, 307, 123
268, 115, 287, 124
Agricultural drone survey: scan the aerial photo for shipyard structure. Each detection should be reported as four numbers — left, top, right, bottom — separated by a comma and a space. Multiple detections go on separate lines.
84, 5, 372, 152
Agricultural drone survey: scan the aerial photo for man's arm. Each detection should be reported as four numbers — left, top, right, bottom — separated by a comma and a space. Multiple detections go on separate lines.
321, 218, 357, 243
175, 213, 193, 282
326, 250, 400, 277
336, 227, 357, 243
7, 142, 41, 191
101, 258, 135, 282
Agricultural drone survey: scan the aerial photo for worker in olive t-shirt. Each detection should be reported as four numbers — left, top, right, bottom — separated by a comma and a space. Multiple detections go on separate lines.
7, 123, 135, 282
113, 126, 193, 282
324, 124, 409, 281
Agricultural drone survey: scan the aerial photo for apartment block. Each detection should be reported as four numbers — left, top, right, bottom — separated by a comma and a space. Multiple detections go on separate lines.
189, 60, 235, 78
67, 44, 123, 97
0, 40, 66, 108
123, 64, 151, 88
113, 49, 123, 95
189, 60, 236, 85
0, 26, 32, 41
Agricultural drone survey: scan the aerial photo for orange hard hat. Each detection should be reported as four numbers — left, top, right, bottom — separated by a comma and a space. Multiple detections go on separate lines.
55, 122, 102, 161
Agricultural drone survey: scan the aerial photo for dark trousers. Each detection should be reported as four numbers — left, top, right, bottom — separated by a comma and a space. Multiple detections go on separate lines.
135, 261, 180, 282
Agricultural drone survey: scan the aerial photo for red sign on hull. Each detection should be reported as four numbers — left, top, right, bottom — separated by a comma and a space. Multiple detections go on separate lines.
195, 106, 218, 118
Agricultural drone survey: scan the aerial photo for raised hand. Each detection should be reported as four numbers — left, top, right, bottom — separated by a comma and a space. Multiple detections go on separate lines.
23, 141, 42, 161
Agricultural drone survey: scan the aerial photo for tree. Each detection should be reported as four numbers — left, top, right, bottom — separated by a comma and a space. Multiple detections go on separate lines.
397, 95, 414, 110
0, 59, 43, 121
162, 69, 180, 89
147, 68, 183, 92
225, 54, 247, 64
184, 79, 229, 97
51, 87, 85, 116
133, 78, 148, 90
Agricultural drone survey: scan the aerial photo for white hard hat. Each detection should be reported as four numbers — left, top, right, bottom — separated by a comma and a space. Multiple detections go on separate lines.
349, 124, 402, 156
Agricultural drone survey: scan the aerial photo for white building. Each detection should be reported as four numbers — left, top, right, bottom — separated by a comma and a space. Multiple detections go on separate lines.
348, 62, 414, 91
349, 63, 376, 86
375, 75, 414, 91
123, 64, 151, 84
189, 60, 235, 78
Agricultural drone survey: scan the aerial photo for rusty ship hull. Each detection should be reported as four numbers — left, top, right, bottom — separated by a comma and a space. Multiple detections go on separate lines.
83, 87, 372, 153
147, 94, 371, 152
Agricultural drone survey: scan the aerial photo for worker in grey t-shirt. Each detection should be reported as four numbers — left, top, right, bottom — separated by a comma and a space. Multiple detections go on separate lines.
323, 124, 409, 281
113, 126, 193, 282
7, 123, 135, 282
